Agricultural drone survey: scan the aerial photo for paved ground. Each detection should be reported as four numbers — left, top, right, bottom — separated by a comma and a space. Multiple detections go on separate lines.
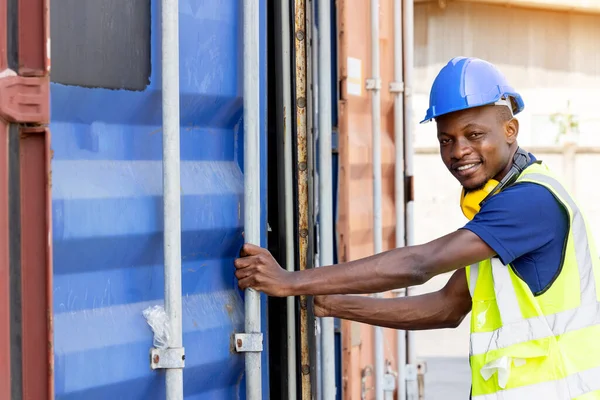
421, 357, 471, 400
413, 272, 472, 400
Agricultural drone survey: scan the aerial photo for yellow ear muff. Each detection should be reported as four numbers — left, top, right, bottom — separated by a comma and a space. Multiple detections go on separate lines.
460, 179, 500, 220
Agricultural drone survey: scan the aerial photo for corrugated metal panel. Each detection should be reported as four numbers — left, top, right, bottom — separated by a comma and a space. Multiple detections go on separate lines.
336, 0, 400, 397
49, 0, 269, 398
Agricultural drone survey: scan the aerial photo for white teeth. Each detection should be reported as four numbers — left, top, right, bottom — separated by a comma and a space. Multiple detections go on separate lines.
457, 163, 477, 171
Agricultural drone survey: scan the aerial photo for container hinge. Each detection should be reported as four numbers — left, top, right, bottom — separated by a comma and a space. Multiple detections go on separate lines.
235, 333, 263, 353
150, 347, 185, 370
365, 78, 381, 91
0, 74, 49, 124
389, 81, 405, 93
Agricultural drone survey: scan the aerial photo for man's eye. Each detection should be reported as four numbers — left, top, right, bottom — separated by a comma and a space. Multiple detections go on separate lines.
470, 132, 483, 139
439, 139, 450, 145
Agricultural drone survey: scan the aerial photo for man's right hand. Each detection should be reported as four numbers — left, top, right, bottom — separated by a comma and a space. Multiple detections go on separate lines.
234, 243, 296, 297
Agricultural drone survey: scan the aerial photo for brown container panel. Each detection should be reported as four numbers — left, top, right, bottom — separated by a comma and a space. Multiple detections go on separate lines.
0, 0, 52, 394
337, 0, 402, 398
18, 0, 50, 75
0, 0, 6, 71
0, 121, 11, 400
19, 127, 53, 400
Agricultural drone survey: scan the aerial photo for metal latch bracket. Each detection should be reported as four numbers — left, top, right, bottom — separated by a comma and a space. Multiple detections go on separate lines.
0, 74, 49, 124
389, 81, 405, 93
365, 78, 382, 91
150, 347, 185, 370
235, 333, 263, 353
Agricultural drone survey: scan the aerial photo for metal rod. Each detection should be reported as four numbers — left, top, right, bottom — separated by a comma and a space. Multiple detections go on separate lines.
369, 0, 385, 399
281, 0, 297, 396
312, 16, 322, 400
317, 0, 336, 397
393, 0, 407, 399
402, 1, 418, 399
161, 0, 183, 396
243, 0, 262, 399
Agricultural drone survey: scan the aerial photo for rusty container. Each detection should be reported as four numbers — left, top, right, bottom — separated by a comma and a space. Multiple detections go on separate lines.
336, 0, 403, 398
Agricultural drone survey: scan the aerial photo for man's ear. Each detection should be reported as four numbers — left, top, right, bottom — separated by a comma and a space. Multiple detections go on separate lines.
505, 118, 519, 144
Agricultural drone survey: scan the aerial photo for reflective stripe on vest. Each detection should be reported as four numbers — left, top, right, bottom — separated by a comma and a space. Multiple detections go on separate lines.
469, 263, 478, 298
471, 365, 600, 400
469, 172, 599, 357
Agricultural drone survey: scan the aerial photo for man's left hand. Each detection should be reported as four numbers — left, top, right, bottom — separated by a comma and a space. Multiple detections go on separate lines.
234, 243, 295, 297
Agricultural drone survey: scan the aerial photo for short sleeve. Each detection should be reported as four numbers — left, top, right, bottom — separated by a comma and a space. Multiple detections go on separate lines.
460, 182, 568, 266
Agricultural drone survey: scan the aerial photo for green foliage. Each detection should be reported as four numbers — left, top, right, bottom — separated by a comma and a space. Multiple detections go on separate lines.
549, 100, 580, 144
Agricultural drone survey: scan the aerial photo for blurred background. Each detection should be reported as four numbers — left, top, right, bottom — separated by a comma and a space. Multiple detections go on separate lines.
411, 1, 600, 398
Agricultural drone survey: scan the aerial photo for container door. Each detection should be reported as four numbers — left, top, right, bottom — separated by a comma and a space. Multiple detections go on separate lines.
0, 0, 53, 399
48, 0, 269, 398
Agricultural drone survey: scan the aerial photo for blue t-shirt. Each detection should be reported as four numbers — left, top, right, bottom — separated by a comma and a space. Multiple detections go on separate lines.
461, 155, 569, 295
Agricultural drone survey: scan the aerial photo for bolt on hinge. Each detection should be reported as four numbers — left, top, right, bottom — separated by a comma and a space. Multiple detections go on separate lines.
234, 333, 263, 353
150, 347, 185, 370
365, 78, 382, 91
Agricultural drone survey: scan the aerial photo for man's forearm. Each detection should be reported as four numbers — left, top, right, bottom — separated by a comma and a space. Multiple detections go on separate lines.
322, 290, 469, 331
283, 229, 494, 297
287, 246, 426, 296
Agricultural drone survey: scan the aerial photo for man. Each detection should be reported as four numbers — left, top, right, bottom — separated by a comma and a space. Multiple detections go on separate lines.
234, 57, 600, 399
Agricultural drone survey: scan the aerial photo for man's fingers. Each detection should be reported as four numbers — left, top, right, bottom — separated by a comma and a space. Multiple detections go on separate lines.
238, 276, 257, 291
235, 266, 255, 280
234, 254, 264, 269
240, 243, 265, 257
234, 256, 252, 269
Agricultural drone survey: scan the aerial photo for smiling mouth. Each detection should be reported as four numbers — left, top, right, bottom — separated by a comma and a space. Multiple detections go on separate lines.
454, 162, 481, 177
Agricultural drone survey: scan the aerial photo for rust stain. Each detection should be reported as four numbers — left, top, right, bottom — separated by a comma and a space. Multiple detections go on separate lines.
294, 0, 313, 399
149, 128, 161, 136
225, 303, 234, 318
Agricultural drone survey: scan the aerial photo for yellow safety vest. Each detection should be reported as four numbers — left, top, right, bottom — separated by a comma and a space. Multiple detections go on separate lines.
466, 161, 600, 400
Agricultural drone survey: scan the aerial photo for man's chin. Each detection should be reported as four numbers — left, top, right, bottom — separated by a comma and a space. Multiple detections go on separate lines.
460, 178, 488, 192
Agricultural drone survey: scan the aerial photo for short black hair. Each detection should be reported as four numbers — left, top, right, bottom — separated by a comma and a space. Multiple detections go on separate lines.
496, 97, 515, 124
496, 105, 513, 124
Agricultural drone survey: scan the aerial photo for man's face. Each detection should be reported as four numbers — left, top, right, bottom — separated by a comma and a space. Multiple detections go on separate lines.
436, 105, 517, 190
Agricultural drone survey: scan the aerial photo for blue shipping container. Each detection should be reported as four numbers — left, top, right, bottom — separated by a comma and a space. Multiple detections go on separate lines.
49, 0, 269, 398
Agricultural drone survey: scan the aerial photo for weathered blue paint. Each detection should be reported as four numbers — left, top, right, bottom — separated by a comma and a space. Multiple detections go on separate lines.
49, 0, 269, 398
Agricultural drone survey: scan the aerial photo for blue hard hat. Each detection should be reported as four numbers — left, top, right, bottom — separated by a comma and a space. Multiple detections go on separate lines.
420, 57, 524, 123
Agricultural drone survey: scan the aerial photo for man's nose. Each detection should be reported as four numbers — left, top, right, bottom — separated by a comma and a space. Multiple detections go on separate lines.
451, 137, 473, 160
